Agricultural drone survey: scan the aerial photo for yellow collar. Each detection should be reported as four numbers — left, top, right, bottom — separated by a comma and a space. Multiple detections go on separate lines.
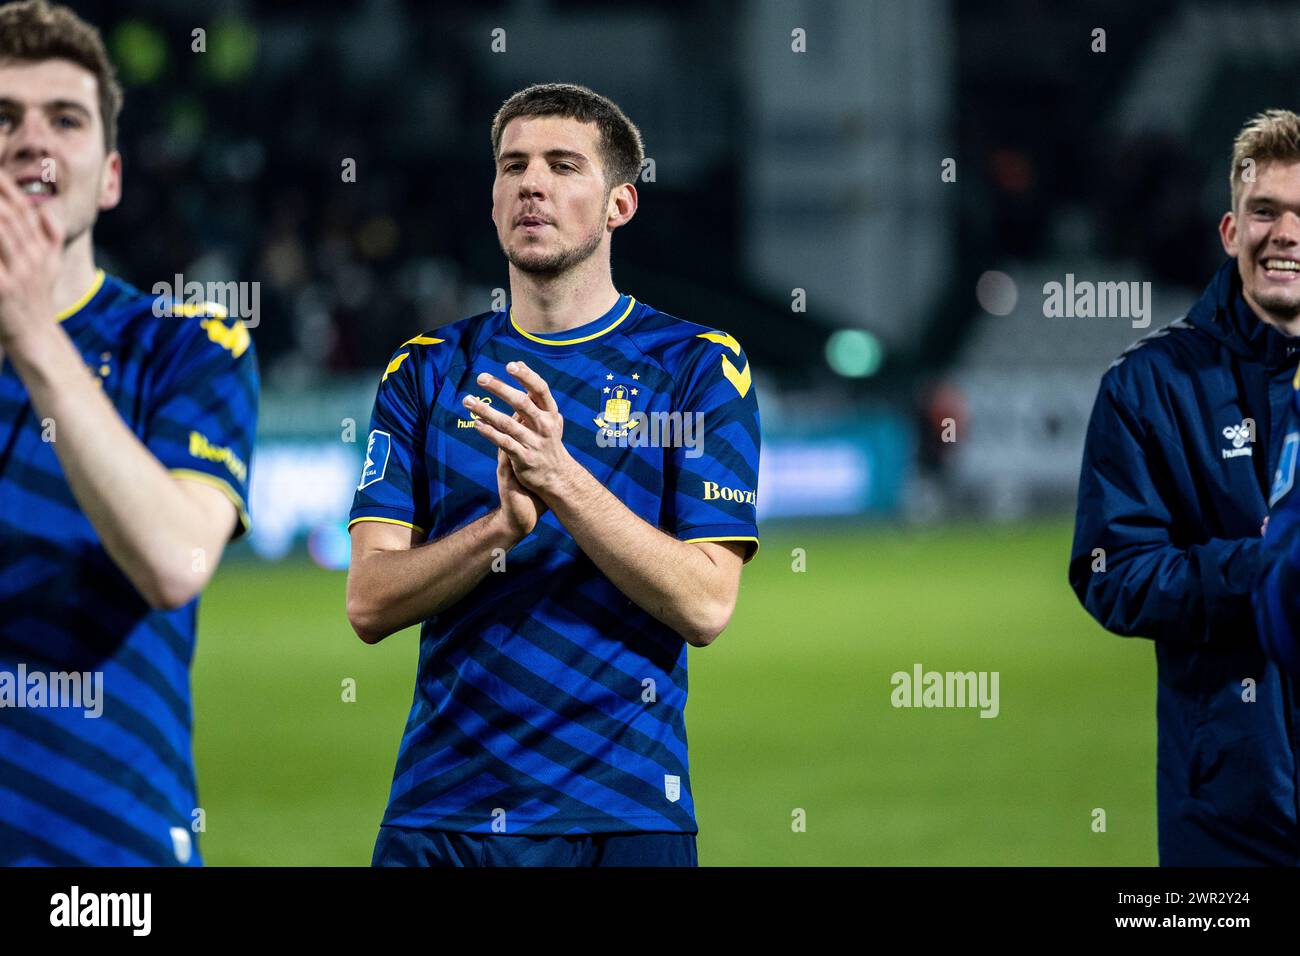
510, 296, 636, 346
57, 269, 107, 323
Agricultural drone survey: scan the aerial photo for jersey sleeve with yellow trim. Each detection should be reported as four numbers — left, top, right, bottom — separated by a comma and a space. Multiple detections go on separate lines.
663, 329, 761, 563
144, 310, 259, 538
348, 335, 440, 537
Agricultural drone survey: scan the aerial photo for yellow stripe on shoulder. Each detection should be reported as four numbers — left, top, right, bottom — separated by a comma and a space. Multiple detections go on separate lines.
721, 355, 752, 398
1293, 359, 1300, 391
199, 318, 250, 359
696, 330, 742, 356
174, 301, 229, 319
381, 334, 442, 383
696, 331, 752, 398
382, 351, 411, 382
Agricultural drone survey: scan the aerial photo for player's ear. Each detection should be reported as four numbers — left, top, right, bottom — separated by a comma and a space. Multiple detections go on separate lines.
98, 150, 123, 212
1219, 209, 1239, 257
607, 181, 637, 228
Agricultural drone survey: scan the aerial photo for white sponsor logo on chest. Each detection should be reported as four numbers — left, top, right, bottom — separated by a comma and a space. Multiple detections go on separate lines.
1221, 420, 1254, 459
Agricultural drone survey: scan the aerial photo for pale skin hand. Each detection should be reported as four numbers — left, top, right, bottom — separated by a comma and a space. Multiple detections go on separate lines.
0, 171, 237, 610
497, 410, 549, 534
345, 420, 545, 644
467, 359, 746, 647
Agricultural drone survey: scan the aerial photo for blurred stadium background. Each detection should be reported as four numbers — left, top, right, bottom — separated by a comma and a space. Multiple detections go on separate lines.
60, 0, 1300, 864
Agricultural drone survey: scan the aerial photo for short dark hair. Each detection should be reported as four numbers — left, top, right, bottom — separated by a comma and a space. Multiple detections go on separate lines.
491, 83, 644, 194
0, 0, 123, 153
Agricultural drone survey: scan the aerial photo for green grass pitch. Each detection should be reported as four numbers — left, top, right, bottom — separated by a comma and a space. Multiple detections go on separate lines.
191, 519, 1158, 865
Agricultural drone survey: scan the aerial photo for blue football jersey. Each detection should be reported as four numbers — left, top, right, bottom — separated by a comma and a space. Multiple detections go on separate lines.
350, 293, 761, 834
0, 271, 259, 865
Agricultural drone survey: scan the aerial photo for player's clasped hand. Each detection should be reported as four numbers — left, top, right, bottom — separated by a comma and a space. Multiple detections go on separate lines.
495, 429, 548, 537
0, 171, 64, 348
467, 360, 575, 500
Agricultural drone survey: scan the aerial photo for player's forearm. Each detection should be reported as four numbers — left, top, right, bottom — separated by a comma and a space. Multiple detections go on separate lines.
541, 460, 729, 647
6, 325, 217, 608
347, 508, 524, 643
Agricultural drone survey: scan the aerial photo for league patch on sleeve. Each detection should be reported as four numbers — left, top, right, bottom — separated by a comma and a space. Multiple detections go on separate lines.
1270, 432, 1299, 507
358, 430, 392, 490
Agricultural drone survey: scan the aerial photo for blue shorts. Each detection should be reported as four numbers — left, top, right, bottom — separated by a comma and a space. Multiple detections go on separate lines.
371, 825, 698, 867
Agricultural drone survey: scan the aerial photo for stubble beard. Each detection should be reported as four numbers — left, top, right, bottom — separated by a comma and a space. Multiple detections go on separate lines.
503, 217, 605, 278
1251, 283, 1300, 322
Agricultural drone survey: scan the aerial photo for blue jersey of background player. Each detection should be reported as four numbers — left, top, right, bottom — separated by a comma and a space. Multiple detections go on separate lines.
0, 2, 258, 865
1256, 364, 1300, 675
348, 83, 760, 867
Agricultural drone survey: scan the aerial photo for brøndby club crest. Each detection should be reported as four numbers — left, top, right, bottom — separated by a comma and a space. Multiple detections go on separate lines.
594, 379, 642, 439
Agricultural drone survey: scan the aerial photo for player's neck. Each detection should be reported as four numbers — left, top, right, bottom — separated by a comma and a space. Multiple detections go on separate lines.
508, 265, 621, 335
53, 232, 101, 319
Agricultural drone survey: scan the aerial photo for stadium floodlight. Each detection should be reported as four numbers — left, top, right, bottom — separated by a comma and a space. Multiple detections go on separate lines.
825, 328, 882, 378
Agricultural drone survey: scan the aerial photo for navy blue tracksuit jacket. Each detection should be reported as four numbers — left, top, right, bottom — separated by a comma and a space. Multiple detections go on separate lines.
1070, 259, 1300, 866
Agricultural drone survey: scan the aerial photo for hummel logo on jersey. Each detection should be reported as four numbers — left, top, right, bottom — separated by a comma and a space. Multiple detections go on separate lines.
457, 394, 494, 428
1222, 420, 1254, 459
